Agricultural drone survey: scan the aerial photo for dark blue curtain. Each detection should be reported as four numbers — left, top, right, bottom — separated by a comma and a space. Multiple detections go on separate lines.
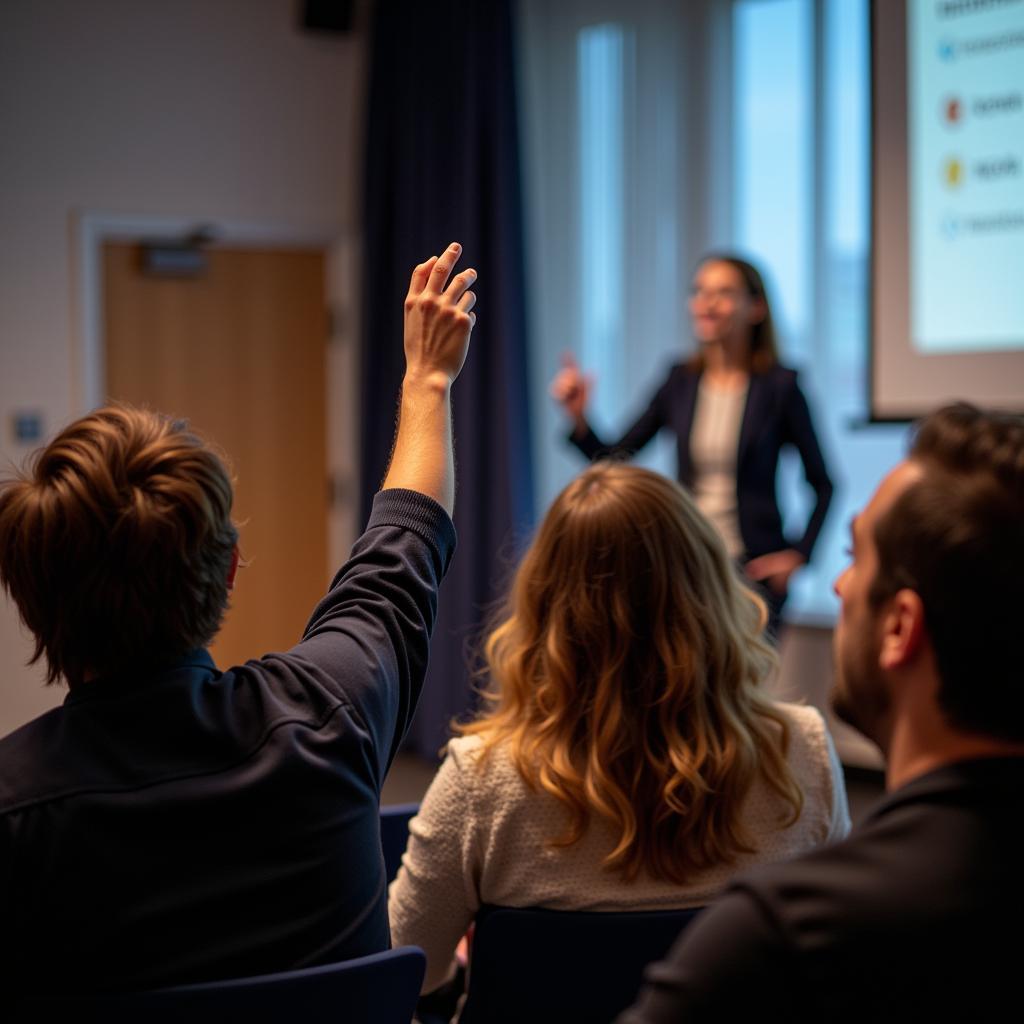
361, 0, 534, 759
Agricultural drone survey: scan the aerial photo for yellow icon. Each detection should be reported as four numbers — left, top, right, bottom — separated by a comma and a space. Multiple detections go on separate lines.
943, 158, 963, 188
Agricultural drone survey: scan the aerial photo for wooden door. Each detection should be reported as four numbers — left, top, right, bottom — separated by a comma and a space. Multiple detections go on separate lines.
103, 242, 328, 670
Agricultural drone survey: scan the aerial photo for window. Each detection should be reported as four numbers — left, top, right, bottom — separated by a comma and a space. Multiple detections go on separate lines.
578, 24, 628, 429
520, 0, 687, 505
731, 0, 907, 620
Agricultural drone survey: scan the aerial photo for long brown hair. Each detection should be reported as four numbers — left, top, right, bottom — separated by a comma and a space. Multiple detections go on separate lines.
459, 463, 803, 883
689, 255, 779, 374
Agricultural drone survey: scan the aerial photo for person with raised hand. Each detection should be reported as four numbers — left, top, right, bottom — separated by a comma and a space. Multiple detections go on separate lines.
0, 243, 476, 1005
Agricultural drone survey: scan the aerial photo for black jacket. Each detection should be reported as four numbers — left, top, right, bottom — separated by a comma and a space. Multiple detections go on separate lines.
621, 757, 1024, 1023
571, 364, 833, 561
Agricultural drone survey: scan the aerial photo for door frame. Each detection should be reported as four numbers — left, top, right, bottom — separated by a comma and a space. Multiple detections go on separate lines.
73, 211, 360, 571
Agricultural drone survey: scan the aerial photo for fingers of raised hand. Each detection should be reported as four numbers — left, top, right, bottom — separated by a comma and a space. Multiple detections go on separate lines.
425, 242, 463, 294
461, 300, 477, 334
406, 256, 438, 303
452, 305, 477, 334
406, 282, 476, 328
445, 266, 477, 305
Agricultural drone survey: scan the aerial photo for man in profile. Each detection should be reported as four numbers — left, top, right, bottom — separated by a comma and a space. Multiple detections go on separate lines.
0, 243, 477, 999
622, 402, 1024, 1021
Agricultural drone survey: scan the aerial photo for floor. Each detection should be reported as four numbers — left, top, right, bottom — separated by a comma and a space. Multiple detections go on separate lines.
383, 753, 887, 828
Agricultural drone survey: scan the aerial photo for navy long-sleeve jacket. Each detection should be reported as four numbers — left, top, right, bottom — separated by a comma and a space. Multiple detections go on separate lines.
1, 488, 455, 1002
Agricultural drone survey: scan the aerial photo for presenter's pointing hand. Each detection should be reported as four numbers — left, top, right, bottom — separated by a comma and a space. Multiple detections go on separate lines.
550, 351, 593, 426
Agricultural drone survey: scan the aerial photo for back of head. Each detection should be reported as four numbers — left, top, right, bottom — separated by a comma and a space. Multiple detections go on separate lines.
463, 462, 802, 882
870, 403, 1024, 741
0, 405, 238, 686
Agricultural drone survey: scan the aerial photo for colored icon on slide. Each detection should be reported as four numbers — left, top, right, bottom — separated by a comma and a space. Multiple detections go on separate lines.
938, 40, 956, 61
943, 158, 964, 188
942, 96, 962, 125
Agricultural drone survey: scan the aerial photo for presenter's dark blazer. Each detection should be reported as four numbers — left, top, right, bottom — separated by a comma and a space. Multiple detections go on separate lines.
571, 363, 833, 562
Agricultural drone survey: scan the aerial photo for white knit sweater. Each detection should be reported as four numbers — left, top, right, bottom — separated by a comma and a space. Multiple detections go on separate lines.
389, 701, 850, 992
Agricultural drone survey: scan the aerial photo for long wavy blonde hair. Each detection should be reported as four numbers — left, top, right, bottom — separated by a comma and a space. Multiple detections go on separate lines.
458, 462, 804, 883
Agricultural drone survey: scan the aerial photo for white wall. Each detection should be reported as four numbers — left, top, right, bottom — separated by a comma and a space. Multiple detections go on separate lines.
0, 0, 364, 736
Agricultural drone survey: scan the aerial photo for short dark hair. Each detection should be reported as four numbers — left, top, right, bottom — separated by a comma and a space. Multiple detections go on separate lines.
0, 405, 238, 686
869, 403, 1024, 741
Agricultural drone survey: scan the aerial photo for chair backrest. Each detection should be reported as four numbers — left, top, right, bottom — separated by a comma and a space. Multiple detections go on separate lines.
459, 904, 703, 1024
16, 945, 426, 1024
381, 801, 420, 884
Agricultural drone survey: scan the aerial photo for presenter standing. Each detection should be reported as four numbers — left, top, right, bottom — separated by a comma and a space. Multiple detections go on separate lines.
551, 256, 833, 637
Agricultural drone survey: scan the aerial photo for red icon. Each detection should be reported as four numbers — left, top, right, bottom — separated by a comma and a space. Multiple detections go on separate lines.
943, 96, 962, 125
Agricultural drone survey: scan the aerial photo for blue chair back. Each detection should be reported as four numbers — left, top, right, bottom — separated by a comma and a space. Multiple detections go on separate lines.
381, 801, 419, 883
458, 904, 703, 1024
16, 945, 426, 1024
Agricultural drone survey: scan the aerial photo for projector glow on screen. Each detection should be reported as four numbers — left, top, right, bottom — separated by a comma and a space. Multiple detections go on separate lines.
871, 0, 1024, 419
910, 0, 1024, 354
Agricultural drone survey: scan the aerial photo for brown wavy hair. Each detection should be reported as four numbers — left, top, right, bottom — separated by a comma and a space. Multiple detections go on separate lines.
459, 462, 803, 883
0, 404, 237, 686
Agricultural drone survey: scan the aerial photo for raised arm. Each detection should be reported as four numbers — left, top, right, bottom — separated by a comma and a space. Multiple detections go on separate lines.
278, 244, 476, 782
383, 242, 477, 515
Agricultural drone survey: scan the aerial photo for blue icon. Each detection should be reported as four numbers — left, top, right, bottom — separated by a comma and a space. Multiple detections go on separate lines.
940, 215, 959, 240
939, 40, 955, 61
13, 411, 44, 443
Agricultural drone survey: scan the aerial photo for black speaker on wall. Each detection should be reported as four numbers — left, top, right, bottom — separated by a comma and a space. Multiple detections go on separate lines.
301, 0, 354, 33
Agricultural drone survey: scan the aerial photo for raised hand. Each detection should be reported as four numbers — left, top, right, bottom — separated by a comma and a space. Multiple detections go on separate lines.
383, 243, 478, 514
404, 243, 477, 389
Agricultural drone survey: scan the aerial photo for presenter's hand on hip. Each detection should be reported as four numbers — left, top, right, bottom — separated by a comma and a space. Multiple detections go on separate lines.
745, 549, 805, 595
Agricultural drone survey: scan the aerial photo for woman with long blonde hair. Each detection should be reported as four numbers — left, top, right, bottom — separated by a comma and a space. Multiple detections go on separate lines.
389, 463, 848, 994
